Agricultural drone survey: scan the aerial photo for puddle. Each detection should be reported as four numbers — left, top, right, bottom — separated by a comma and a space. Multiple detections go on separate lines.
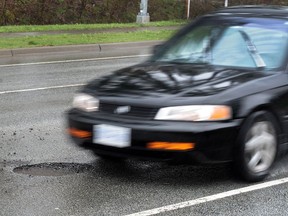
13, 163, 93, 176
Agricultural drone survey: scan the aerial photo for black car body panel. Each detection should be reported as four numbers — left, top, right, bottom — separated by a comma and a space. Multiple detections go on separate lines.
66, 6, 288, 164
68, 108, 242, 162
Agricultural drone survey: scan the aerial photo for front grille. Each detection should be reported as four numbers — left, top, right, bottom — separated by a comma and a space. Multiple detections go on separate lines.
99, 103, 158, 119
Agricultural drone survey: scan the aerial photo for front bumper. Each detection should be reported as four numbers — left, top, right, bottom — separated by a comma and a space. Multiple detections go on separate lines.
66, 109, 242, 163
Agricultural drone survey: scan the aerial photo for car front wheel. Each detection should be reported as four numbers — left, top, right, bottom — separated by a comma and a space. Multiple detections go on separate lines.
234, 111, 279, 182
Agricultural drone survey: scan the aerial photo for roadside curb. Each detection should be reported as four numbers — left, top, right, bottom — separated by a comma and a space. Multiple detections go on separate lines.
0, 41, 162, 58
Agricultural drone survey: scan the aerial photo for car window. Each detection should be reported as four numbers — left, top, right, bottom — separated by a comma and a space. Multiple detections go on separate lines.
153, 17, 288, 70
213, 26, 288, 68
158, 26, 212, 63
212, 27, 255, 67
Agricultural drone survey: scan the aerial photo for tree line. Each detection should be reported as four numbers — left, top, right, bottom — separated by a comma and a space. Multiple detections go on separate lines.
0, 0, 286, 25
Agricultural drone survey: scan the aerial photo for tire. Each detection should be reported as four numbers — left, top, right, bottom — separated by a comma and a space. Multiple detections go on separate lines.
233, 111, 279, 182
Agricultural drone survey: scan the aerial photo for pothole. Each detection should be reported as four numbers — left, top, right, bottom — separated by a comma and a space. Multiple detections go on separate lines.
13, 163, 93, 176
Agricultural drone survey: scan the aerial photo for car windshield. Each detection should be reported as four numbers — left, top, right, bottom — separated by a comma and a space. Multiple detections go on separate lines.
152, 17, 288, 70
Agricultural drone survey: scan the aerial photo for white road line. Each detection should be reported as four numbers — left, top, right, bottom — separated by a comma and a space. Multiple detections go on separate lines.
0, 83, 84, 95
126, 177, 288, 216
0, 54, 150, 68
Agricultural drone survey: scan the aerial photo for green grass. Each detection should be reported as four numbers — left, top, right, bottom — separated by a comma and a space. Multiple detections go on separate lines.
0, 21, 186, 49
0, 20, 186, 33
0, 30, 176, 49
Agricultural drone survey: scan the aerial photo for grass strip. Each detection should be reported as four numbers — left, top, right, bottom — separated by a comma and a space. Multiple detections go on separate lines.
0, 20, 186, 33
0, 30, 175, 49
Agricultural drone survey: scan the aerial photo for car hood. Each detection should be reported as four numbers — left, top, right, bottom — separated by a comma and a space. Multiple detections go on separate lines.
86, 63, 269, 99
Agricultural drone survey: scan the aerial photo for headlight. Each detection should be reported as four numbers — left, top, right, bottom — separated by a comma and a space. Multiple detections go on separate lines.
155, 105, 232, 121
72, 93, 99, 112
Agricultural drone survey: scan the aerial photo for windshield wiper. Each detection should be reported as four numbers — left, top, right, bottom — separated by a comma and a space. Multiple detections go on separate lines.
238, 30, 266, 68
160, 54, 211, 65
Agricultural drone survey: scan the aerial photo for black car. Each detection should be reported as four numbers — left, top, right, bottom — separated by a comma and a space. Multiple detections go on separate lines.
67, 6, 288, 182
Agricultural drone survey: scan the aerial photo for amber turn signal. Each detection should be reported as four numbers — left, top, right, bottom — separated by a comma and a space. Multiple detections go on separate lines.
147, 142, 195, 151
68, 128, 92, 138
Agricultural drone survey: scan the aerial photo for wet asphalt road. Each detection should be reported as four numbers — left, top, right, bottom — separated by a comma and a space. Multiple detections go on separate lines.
1, 45, 288, 216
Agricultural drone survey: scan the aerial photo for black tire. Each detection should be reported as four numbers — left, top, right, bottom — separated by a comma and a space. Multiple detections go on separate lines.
233, 111, 279, 182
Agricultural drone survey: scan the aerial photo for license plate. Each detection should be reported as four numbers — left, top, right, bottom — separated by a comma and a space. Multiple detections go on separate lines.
93, 124, 131, 148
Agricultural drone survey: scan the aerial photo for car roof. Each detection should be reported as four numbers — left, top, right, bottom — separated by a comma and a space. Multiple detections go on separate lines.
209, 5, 288, 18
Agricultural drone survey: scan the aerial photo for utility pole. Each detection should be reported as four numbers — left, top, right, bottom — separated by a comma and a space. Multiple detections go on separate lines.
225, 0, 228, 7
186, 0, 191, 19
136, 0, 150, 24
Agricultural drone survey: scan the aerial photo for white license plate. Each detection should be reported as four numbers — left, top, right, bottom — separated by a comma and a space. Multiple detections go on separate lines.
93, 124, 131, 148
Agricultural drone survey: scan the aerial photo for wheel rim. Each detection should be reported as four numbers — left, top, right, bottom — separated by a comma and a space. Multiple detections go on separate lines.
244, 121, 277, 173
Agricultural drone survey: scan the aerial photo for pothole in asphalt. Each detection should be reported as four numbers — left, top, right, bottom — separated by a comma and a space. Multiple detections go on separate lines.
13, 163, 93, 176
